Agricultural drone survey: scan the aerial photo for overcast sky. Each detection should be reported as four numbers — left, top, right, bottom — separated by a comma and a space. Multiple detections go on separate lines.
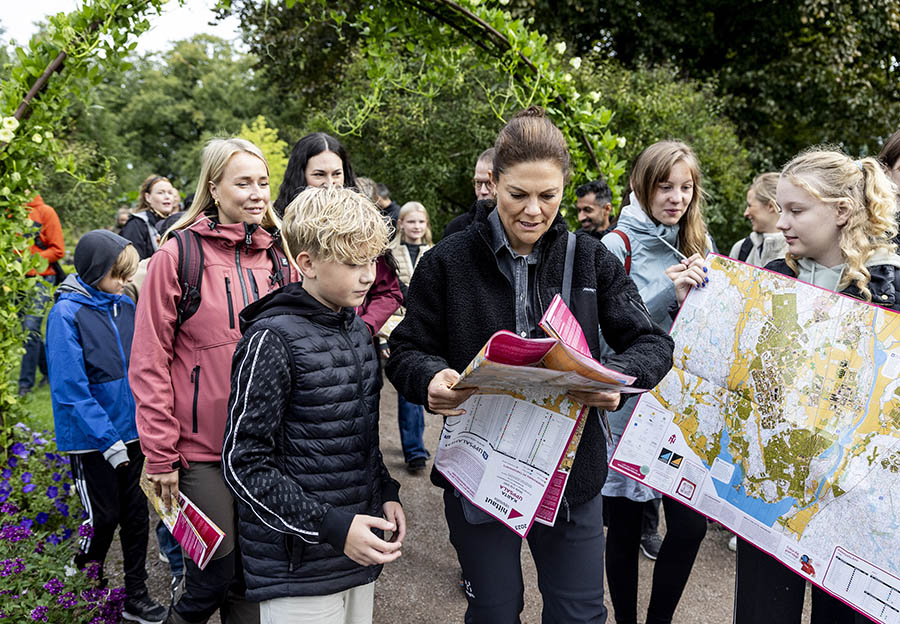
2, 0, 242, 55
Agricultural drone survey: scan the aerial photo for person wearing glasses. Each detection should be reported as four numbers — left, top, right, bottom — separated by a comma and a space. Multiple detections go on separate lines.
443, 148, 496, 237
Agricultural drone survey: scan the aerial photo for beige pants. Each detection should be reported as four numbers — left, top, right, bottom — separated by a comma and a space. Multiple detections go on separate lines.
259, 582, 375, 624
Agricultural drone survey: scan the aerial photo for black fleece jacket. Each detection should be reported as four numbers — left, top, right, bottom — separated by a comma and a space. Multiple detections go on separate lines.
386, 200, 675, 507
222, 282, 400, 600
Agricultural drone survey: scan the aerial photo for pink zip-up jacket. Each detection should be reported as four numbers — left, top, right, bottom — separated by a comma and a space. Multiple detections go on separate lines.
131, 216, 298, 474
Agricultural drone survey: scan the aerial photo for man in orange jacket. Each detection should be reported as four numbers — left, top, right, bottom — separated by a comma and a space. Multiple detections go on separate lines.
19, 194, 65, 396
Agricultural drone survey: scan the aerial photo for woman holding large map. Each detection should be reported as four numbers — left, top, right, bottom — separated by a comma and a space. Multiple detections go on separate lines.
669, 148, 900, 623
386, 107, 675, 623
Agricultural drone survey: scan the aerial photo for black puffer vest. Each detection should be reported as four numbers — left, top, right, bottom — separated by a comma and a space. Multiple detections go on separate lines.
227, 284, 398, 600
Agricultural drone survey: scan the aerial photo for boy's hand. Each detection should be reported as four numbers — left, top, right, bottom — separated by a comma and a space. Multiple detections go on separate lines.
383, 501, 406, 544
148, 470, 179, 512
567, 390, 621, 410
343, 514, 403, 566
427, 368, 476, 416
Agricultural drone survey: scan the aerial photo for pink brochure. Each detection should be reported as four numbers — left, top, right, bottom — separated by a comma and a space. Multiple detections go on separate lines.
539, 294, 592, 357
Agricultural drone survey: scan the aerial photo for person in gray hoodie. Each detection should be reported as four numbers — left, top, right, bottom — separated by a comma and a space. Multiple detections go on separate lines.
600, 141, 713, 624
729, 173, 789, 267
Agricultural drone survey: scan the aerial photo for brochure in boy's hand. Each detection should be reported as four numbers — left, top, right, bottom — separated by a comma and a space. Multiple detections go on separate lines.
139, 471, 225, 570
435, 295, 641, 537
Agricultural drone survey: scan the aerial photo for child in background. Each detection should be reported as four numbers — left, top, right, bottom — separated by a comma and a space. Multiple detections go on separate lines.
46, 230, 167, 624
669, 148, 900, 624
222, 185, 405, 624
388, 201, 434, 472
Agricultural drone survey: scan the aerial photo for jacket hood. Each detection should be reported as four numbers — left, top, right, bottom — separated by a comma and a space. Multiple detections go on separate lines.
239, 281, 356, 333
186, 214, 279, 252
57, 274, 130, 310
26, 195, 48, 210
617, 194, 680, 249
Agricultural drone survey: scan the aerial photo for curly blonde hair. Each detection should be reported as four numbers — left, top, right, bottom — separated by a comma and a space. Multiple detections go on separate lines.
281, 186, 391, 266
630, 141, 709, 257
781, 149, 898, 300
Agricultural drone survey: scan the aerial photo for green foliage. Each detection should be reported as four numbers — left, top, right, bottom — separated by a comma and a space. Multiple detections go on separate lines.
0, 0, 165, 442
0, 423, 126, 622
501, 0, 900, 168
585, 62, 754, 249
238, 115, 289, 204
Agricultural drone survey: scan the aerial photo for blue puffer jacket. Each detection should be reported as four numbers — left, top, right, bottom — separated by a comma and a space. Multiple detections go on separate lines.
46, 274, 137, 454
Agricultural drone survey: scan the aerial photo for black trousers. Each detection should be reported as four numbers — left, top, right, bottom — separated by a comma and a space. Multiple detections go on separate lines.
444, 489, 608, 624
604, 495, 707, 624
70, 441, 149, 597
734, 537, 871, 624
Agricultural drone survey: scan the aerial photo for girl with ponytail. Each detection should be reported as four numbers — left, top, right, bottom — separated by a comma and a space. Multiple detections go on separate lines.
670, 147, 900, 623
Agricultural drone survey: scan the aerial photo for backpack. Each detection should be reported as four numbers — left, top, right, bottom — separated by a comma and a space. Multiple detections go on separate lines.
608, 229, 632, 274
125, 228, 290, 333
737, 237, 754, 262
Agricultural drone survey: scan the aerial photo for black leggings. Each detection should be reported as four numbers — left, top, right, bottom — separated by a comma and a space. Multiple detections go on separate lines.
604, 495, 708, 624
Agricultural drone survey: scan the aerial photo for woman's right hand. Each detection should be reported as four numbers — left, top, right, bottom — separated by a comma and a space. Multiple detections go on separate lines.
148, 470, 179, 512
427, 368, 476, 416
665, 253, 708, 305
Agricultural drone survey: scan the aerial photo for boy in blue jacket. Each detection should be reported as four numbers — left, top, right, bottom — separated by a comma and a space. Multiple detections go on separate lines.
46, 230, 167, 624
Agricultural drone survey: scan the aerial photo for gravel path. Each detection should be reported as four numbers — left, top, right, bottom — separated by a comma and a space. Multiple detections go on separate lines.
115, 380, 745, 623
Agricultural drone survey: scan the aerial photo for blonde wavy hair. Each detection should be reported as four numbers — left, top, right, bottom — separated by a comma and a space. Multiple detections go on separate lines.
781, 149, 898, 300
281, 186, 391, 266
749, 172, 779, 210
630, 141, 709, 257
162, 138, 281, 241
394, 201, 433, 245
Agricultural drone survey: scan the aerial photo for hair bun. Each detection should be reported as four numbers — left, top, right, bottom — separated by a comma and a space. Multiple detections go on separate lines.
513, 105, 546, 120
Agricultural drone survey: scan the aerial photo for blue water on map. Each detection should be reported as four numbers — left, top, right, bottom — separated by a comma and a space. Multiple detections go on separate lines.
710, 427, 798, 526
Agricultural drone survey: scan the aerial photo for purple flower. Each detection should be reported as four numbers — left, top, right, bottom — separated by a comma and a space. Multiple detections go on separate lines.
0, 503, 18, 514
1, 524, 31, 542
47, 532, 61, 545
84, 561, 102, 580
55, 501, 69, 517
78, 524, 93, 538
20, 517, 33, 529
46, 486, 58, 499
51, 472, 61, 482
30, 605, 49, 621
44, 577, 65, 595
10, 443, 27, 458
62, 528, 72, 540
62, 482, 71, 493
23, 483, 35, 494
21, 472, 32, 483
7, 457, 17, 469
57, 591, 78, 608
35, 512, 49, 525
1, 469, 10, 479
33, 540, 44, 554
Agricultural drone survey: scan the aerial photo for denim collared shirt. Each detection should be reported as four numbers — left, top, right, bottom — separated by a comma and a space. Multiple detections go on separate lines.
488, 209, 542, 338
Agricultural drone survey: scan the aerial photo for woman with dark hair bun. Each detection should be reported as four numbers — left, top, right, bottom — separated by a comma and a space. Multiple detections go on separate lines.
386, 106, 675, 623
277, 132, 401, 337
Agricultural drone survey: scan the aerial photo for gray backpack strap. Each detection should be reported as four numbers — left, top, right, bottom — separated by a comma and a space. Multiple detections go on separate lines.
562, 232, 576, 307
133, 211, 160, 252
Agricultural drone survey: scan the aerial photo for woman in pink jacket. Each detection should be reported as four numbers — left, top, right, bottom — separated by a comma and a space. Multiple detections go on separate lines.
131, 138, 297, 624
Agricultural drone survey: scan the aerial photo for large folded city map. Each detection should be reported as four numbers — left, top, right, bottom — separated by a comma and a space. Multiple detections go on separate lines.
611, 254, 900, 623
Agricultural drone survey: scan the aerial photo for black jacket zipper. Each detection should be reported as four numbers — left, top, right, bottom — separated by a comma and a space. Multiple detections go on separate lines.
247, 269, 260, 301
224, 277, 235, 329
190, 365, 201, 433
340, 323, 373, 501
234, 246, 249, 307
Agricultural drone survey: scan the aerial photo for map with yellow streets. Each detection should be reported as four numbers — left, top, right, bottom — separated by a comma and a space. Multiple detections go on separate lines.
610, 255, 900, 623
